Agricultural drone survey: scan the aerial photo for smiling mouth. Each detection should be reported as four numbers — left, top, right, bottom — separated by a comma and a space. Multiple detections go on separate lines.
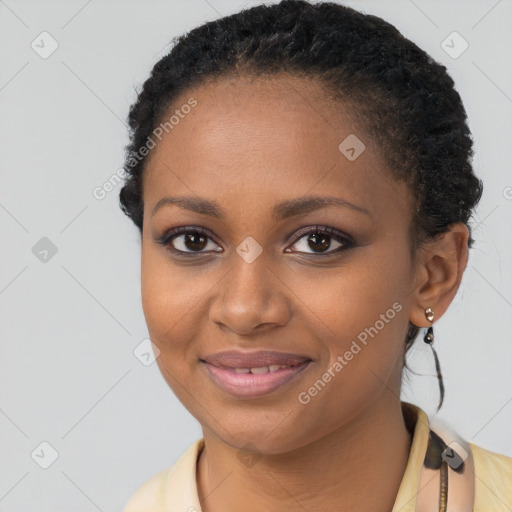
200, 359, 312, 399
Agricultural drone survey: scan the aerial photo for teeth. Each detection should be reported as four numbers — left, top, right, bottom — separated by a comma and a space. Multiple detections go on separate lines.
250, 366, 269, 374
233, 364, 296, 374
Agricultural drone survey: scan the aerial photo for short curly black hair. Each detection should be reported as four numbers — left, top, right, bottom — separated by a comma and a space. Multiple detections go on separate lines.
119, 0, 483, 412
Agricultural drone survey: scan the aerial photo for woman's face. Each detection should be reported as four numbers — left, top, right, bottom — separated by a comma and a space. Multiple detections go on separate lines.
141, 74, 418, 453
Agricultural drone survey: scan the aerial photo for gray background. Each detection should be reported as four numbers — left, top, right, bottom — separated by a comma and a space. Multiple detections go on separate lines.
1, 0, 511, 510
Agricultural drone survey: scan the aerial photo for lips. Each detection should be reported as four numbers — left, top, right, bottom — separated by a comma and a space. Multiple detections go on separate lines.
201, 350, 312, 369
200, 350, 313, 399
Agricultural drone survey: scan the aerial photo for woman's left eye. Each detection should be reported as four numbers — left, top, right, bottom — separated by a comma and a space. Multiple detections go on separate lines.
157, 225, 353, 257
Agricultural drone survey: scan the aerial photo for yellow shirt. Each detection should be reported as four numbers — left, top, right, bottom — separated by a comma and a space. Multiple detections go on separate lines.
123, 401, 512, 511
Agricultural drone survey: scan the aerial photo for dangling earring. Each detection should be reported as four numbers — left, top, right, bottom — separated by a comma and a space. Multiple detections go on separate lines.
423, 306, 445, 412
424, 307, 434, 344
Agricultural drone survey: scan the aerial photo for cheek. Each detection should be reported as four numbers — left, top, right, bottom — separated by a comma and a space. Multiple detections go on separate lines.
311, 254, 409, 336
140, 255, 193, 393
140, 243, 213, 372
140, 244, 182, 353
309, 247, 411, 381
141, 244, 190, 334
140, 248, 165, 335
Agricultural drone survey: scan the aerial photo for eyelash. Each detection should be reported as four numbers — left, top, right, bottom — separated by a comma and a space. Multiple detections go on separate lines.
156, 225, 354, 258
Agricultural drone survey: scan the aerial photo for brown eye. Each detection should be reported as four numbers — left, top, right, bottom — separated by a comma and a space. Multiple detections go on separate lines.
286, 226, 353, 255
178, 231, 209, 252
157, 227, 222, 255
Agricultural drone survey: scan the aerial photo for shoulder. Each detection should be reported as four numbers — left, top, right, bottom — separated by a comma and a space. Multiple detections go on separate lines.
122, 438, 204, 512
122, 466, 171, 512
470, 441, 512, 510
471, 441, 512, 474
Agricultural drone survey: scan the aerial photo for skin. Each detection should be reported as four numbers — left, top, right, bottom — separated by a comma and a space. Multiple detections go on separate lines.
140, 73, 469, 512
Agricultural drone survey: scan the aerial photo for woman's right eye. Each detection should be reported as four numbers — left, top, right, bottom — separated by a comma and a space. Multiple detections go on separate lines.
157, 227, 222, 256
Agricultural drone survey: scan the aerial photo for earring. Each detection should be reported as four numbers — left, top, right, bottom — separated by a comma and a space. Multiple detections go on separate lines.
422, 306, 445, 411
423, 307, 434, 344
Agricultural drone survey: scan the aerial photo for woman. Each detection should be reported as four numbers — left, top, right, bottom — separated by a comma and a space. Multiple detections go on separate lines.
119, 1, 512, 510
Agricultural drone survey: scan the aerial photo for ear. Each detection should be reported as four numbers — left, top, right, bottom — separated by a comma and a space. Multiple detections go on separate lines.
409, 223, 469, 328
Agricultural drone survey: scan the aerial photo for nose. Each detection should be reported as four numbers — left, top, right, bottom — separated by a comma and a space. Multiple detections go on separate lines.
208, 252, 292, 336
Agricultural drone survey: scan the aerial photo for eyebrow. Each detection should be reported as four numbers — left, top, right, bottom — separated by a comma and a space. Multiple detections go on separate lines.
150, 195, 371, 221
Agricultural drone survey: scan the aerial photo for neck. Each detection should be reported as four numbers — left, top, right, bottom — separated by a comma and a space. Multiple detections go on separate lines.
197, 397, 413, 512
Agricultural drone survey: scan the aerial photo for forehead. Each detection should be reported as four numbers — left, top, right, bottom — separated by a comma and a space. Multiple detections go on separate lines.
148, 73, 353, 160
142, 73, 410, 222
